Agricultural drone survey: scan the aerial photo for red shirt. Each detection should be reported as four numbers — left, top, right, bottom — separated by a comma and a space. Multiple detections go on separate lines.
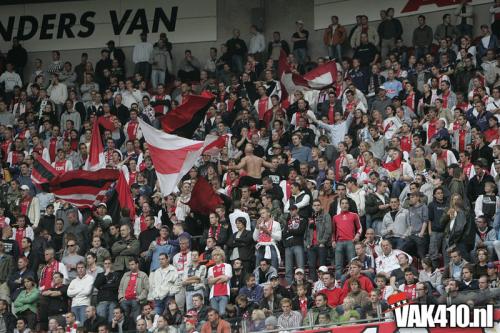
342, 275, 374, 294
298, 298, 308, 318
212, 263, 229, 297
319, 287, 344, 307
124, 272, 138, 300
20, 198, 30, 215
332, 211, 361, 242
402, 283, 417, 300
258, 97, 268, 120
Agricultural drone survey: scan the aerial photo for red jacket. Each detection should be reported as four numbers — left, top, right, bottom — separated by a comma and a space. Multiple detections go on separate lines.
319, 287, 345, 307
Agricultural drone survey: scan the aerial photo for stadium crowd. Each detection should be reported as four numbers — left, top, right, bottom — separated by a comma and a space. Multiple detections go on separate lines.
0, 1, 500, 333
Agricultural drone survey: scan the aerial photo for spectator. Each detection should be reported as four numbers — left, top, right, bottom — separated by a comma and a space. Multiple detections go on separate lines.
434, 14, 460, 42
323, 16, 346, 61
67, 262, 94, 324
200, 308, 230, 333
133, 32, 154, 83
292, 20, 309, 67
12, 276, 38, 329
7, 38, 27, 82
118, 258, 149, 323
148, 253, 178, 315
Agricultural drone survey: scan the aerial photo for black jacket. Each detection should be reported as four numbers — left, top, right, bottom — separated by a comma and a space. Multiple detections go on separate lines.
7, 46, 27, 68
110, 317, 133, 333
202, 225, 229, 248
226, 230, 255, 262
365, 193, 389, 221
83, 315, 107, 333
0, 310, 16, 333
138, 227, 159, 253
283, 215, 307, 248
94, 271, 121, 302
42, 284, 69, 316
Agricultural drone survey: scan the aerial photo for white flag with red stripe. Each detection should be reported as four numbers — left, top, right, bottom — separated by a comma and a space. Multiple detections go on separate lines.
84, 120, 106, 171
202, 134, 230, 157
139, 119, 215, 196
278, 50, 338, 92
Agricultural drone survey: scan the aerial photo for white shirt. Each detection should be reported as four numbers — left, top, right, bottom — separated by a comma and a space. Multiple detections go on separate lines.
228, 209, 251, 233
48, 82, 68, 104
0, 71, 22, 92
482, 35, 492, 49
122, 89, 142, 109
133, 42, 154, 63
375, 249, 411, 274
248, 32, 266, 54
67, 274, 94, 306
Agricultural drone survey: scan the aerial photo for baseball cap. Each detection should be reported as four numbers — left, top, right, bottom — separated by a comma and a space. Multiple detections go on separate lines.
269, 273, 278, 280
295, 268, 304, 274
97, 202, 107, 208
20, 185, 30, 191
379, 86, 386, 90
318, 266, 328, 273
296, 20, 304, 24
290, 205, 298, 211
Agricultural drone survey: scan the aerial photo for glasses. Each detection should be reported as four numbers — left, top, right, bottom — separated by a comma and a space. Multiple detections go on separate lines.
67, 244, 76, 247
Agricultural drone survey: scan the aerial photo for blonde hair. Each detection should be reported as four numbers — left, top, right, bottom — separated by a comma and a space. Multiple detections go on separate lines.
212, 248, 225, 261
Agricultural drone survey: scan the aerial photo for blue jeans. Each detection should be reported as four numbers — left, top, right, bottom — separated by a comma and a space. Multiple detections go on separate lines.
285, 245, 305, 284
328, 44, 342, 61
96, 301, 116, 323
366, 216, 383, 236
388, 237, 407, 250
120, 299, 140, 323
151, 69, 165, 89
294, 48, 307, 65
231, 55, 244, 74
154, 295, 172, 316
256, 245, 279, 269
414, 46, 429, 61
334, 241, 355, 280
493, 212, 500, 238
307, 245, 328, 281
210, 296, 229, 316
71, 305, 87, 325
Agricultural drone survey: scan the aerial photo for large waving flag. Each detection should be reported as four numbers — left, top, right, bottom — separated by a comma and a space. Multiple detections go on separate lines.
84, 120, 106, 171
32, 156, 119, 208
278, 51, 336, 111
187, 176, 223, 215
278, 50, 338, 91
31, 156, 58, 191
160, 91, 215, 138
139, 118, 213, 196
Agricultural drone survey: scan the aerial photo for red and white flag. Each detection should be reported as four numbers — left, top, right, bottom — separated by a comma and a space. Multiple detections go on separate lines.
84, 120, 106, 171
139, 118, 214, 196
202, 134, 230, 157
303, 61, 338, 89
278, 50, 338, 93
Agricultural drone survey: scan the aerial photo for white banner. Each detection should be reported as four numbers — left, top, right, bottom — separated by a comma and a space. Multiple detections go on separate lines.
0, 0, 217, 52
314, 0, 491, 30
